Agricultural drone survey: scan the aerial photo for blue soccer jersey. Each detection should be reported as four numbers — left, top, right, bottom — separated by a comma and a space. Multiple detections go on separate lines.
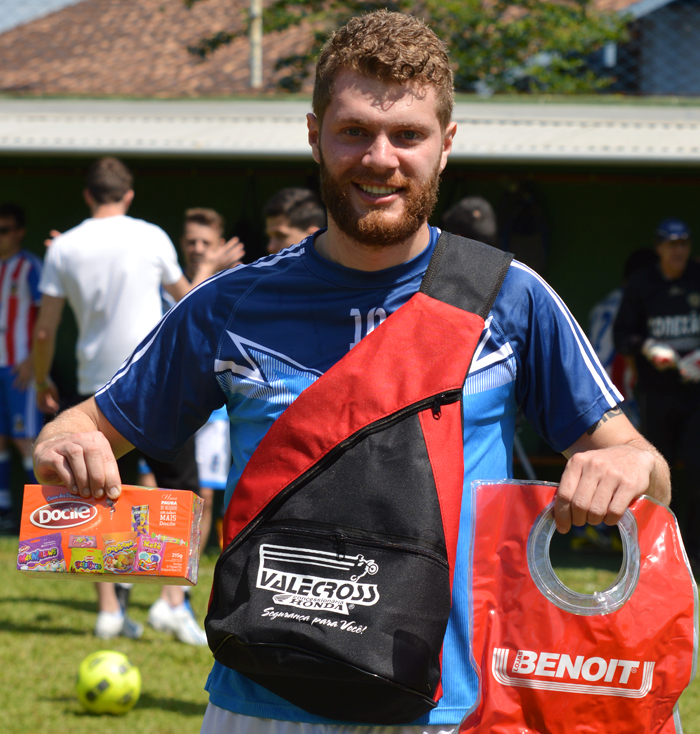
96, 227, 621, 725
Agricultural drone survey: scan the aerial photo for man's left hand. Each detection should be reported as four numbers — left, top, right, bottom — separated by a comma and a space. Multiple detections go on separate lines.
555, 407, 670, 534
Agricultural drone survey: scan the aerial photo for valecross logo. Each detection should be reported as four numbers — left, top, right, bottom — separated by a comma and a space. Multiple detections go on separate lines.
30, 501, 98, 530
256, 543, 380, 615
492, 648, 654, 698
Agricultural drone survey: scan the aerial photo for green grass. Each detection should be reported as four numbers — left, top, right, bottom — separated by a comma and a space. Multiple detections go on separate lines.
0, 535, 214, 734
1, 535, 698, 732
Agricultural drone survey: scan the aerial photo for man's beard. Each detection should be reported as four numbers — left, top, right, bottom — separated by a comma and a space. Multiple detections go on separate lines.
318, 151, 442, 248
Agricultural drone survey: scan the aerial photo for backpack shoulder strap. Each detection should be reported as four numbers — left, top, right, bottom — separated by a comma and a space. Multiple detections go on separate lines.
420, 232, 514, 318
219, 234, 513, 550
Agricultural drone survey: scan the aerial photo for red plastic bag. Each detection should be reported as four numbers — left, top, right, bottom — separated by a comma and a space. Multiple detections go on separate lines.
462, 482, 697, 734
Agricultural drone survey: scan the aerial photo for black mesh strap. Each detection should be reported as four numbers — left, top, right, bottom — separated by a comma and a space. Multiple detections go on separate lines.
419, 232, 514, 318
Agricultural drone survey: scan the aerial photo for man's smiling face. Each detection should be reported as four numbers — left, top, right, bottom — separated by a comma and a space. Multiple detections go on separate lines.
309, 68, 455, 248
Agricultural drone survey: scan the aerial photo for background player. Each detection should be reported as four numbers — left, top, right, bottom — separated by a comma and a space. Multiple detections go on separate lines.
139, 207, 239, 554
614, 217, 700, 567
32, 157, 236, 641
0, 203, 42, 530
139, 208, 240, 642
440, 195, 497, 246
263, 187, 326, 255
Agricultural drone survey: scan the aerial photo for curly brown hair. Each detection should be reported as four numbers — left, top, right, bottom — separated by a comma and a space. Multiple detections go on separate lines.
313, 10, 453, 130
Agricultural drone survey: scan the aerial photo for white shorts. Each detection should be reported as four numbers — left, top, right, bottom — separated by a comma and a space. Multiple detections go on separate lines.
195, 418, 231, 489
200, 705, 457, 734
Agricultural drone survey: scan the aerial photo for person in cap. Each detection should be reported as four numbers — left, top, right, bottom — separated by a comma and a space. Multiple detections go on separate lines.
615, 217, 700, 566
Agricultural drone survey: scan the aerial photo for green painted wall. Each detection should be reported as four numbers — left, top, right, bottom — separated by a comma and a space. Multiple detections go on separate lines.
441, 164, 700, 319
2, 153, 699, 397
0, 156, 700, 524
3, 153, 699, 505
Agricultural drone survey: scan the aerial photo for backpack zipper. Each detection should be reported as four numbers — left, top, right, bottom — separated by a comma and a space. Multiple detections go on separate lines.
256, 524, 448, 568
211, 388, 462, 601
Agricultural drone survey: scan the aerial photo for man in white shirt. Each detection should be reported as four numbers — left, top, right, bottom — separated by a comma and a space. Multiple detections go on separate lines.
32, 156, 236, 640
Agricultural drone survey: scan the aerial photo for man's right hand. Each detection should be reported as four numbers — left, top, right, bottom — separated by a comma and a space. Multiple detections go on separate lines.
32, 399, 132, 500
33, 431, 122, 500
197, 236, 245, 280
219, 236, 246, 270
187, 236, 246, 289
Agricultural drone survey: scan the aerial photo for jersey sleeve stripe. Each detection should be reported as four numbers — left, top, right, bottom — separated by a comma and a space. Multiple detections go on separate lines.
251, 243, 304, 269
511, 261, 623, 409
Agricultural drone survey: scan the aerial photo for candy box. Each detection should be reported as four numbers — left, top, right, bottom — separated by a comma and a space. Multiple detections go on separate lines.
18, 485, 203, 585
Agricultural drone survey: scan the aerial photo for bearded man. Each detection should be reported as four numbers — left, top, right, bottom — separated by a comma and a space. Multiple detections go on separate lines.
33, 11, 670, 734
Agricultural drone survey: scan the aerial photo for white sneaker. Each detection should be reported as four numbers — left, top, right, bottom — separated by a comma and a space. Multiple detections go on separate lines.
147, 598, 174, 631
94, 610, 143, 639
94, 610, 123, 639
148, 598, 208, 646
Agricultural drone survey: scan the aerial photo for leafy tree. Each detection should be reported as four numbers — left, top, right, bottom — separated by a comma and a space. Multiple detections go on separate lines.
185, 0, 628, 94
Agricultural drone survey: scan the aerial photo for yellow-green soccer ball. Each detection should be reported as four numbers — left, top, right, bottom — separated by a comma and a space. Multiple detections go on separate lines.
76, 650, 141, 715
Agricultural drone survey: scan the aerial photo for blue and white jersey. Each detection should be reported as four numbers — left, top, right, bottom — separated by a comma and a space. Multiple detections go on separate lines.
96, 226, 621, 726
588, 287, 623, 375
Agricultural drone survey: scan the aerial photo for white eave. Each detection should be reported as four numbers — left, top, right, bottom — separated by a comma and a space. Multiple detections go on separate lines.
1, 98, 700, 165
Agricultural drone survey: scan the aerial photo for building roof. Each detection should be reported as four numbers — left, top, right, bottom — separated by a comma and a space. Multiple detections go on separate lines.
0, 0, 312, 97
619, 0, 676, 19
0, 0, 679, 98
1, 0, 696, 165
1, 98, 699, 165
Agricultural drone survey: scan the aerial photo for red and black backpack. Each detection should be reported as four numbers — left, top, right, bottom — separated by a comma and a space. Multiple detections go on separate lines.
205, 233, 513, 724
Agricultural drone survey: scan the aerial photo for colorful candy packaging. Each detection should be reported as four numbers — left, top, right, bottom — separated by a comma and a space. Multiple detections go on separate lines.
136, 535, 166, 573
69, 535, 97, 548
131, 504, 149, 536
102, 532, 138, 574
17, 533, 66, 572
18, 485, 203, 584
69, 548, 104, 574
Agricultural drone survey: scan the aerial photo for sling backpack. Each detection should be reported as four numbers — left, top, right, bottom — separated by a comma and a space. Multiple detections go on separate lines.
205, 233, 514, 724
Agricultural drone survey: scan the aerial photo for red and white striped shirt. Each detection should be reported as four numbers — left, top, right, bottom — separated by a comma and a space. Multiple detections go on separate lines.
0, 250, 42, 367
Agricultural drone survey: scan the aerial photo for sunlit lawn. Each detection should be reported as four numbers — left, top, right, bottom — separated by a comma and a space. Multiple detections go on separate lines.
1, 534, 698, 733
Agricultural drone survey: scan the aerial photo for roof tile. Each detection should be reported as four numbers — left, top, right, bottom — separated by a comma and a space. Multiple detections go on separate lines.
0, 0, 313, 96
